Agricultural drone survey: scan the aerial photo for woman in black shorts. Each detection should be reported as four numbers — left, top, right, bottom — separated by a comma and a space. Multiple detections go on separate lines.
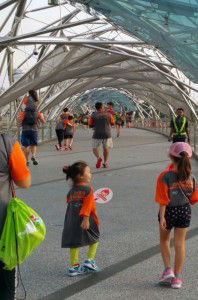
155, 142, 198, 289
64, 115, 75, 150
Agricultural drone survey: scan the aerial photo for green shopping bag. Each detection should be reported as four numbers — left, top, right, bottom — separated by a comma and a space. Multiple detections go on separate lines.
0, 197, 46, 270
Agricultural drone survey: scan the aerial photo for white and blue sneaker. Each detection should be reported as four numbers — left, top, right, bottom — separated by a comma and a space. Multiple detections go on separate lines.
83, 259, 100, 272
68, 265, 88, 277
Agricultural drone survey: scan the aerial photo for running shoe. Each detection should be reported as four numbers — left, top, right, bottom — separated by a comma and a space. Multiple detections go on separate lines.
31, 157, 38, 165
103, 163, 109, 169
96, 157, 102, 168
171, 278, 182, 289
64, 147, 69, 151
159, 268, 174, 284
68, 146, 72, 150
68, 265, 88, 277
83, 259, 99, 272
55, 144, 60, 151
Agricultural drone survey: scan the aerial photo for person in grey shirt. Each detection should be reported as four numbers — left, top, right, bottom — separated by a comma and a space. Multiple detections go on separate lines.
0, 131, 31, 300
89, 102, 115, 168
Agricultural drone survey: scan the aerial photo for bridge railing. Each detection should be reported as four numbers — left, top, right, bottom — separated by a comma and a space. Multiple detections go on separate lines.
2, 119, 198, 157
37, 121, 57, 144
133, 119, 198, 156
2, 121, 57, 144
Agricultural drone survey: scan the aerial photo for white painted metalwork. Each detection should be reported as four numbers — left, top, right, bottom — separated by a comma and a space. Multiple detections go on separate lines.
0, 0, 197, 131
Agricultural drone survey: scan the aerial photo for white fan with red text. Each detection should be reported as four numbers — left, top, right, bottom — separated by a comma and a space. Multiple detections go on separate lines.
94, 187, 113, 204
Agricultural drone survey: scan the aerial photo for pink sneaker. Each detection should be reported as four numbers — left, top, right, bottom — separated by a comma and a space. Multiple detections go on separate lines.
171, 278, 182, 289
59, 147, 65, 151
96, 157, 102, 168
68, 146, 72, 150
64, 147, 69, 151
159, 268, 175, 284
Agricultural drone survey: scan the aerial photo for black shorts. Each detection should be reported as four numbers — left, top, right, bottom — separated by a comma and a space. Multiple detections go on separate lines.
158, 203, 191, 230
56, 129, 64, 140
21, 130, 38, 146
64, 134, 73, 139
173, 137, 186, 143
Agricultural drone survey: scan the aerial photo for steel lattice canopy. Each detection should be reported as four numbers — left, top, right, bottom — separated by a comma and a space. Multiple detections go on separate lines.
0, 0, 197, 122
70, 0, 198, 84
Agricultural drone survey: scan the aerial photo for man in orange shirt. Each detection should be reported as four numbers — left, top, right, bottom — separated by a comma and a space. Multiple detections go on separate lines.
0, 133, 31, 299
18, 107, 45, 166
89, 102, 115, 168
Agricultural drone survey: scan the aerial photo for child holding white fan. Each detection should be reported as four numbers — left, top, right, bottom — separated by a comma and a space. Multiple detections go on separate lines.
62, 161, 100, 276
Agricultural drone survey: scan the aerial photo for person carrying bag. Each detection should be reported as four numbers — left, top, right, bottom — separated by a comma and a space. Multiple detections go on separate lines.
0, 133, 32, 300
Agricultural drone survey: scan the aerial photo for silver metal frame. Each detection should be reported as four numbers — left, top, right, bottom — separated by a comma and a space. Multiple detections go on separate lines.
0, 0, 197, 128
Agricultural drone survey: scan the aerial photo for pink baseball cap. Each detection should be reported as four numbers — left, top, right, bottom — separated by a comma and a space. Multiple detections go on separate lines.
169, 142, 192, 158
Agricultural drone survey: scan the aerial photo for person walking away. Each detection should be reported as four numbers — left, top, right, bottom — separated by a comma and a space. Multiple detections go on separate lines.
55, 119, 64, 151
55, 108, 70, 151
126, 112, 132, 128
89, 102, 115, 169
82, 112, 89, 129
73, 114, 79, 126
63, 115, 75, 150
18, 107, 45, 166
0, 132, 31, 299
168, 108, 190, 143
155, 142, 198, 288
107, 102, 115, 117
121, 112, 125, 128
115, 112, 122, 137
62, 162, 99, 276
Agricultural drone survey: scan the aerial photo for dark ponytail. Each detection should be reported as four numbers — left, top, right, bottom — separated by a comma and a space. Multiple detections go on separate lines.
29, 90, 38, 102
63, 161, 88, 183
172, 151, 192, 182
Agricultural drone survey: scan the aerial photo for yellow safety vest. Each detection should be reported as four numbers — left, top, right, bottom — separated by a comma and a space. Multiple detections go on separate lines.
172, 116, 187, 136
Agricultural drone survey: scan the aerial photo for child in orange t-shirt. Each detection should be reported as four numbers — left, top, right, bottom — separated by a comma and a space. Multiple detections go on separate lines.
155, 142, 198, 289
62, 161, 99, 276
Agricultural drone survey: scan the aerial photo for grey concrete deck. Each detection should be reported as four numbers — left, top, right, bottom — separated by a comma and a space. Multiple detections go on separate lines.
16, 128, 198, 300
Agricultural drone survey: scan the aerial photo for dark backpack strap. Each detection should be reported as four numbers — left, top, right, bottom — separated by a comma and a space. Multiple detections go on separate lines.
192, 176, 196, 192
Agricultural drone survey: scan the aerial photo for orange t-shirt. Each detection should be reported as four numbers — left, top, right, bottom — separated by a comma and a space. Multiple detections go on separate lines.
79, 187, 99, 225
67, 185, 99, 225
89, 112, 115, 126
156, 164, 198, 206
63, 120, 74, 129
10, 141, 30, 181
